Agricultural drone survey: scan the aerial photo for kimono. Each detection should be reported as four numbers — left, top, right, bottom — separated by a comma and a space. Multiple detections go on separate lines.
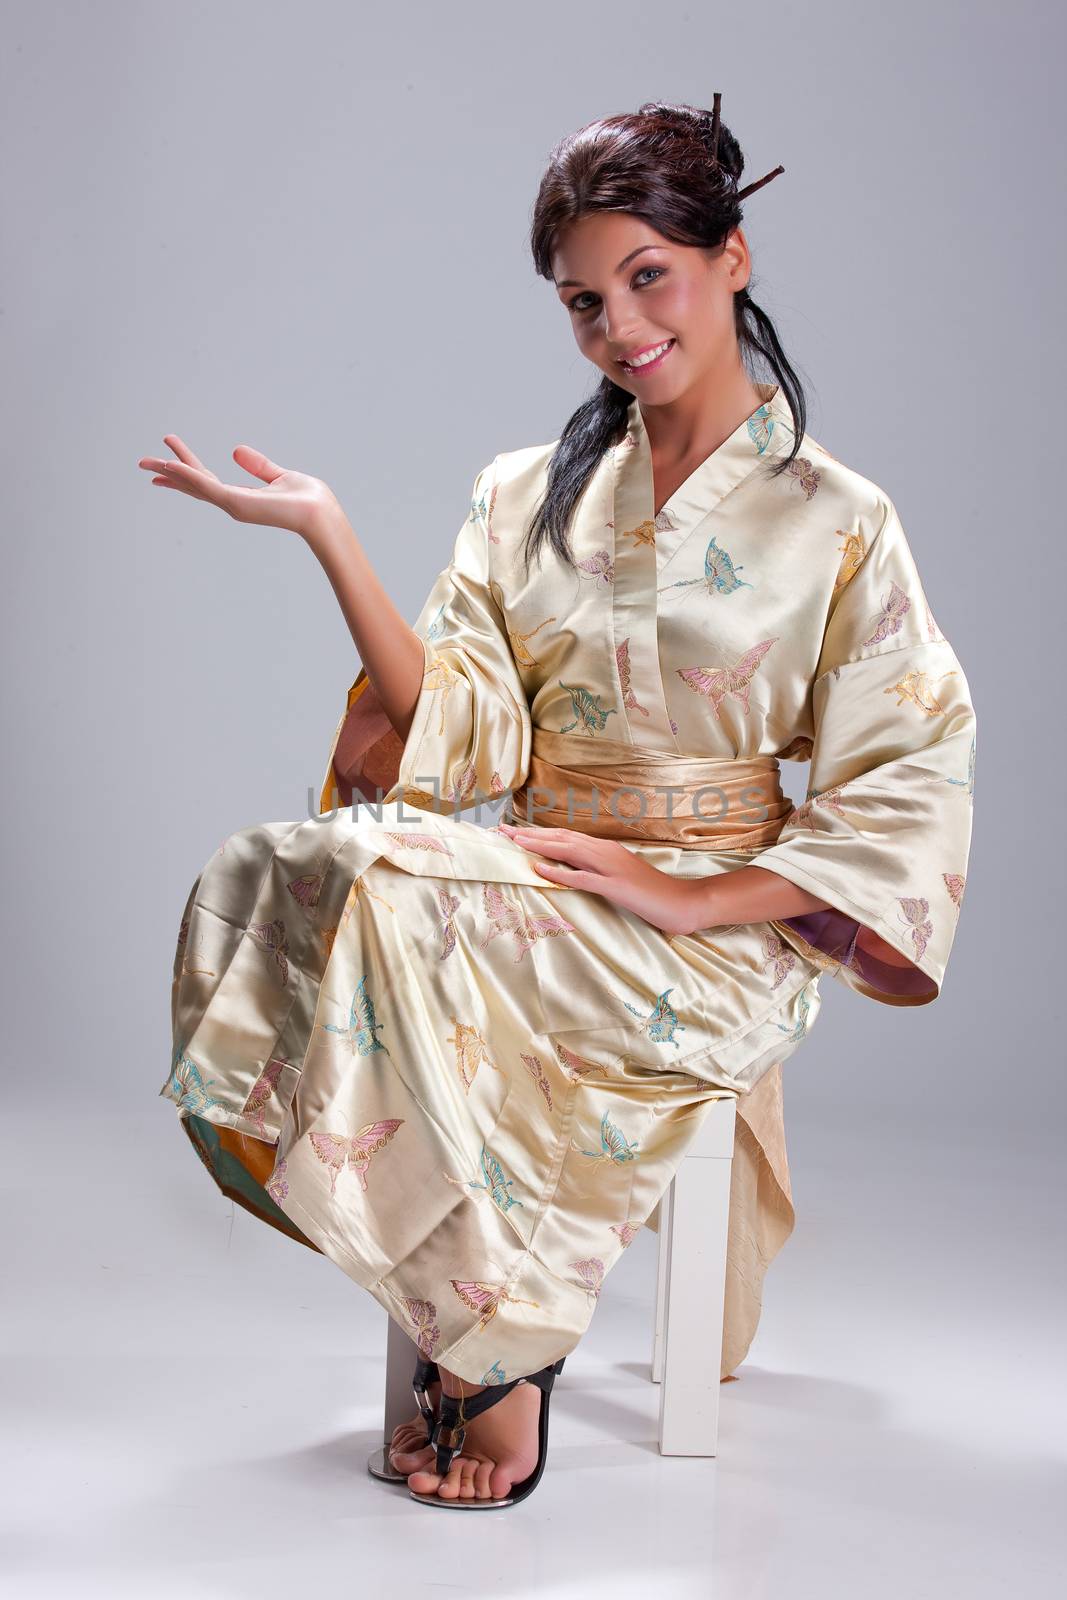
162, 381, 976, 1386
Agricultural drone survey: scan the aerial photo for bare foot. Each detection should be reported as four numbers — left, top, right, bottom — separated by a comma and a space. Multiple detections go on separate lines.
406, 1365, 542, 1501
388, 1371, 442, 1476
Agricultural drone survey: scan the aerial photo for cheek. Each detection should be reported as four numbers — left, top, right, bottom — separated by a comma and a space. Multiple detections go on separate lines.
665, 280, 728, 344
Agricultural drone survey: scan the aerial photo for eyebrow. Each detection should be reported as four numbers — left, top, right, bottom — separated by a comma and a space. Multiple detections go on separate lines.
554, 244, 665, 290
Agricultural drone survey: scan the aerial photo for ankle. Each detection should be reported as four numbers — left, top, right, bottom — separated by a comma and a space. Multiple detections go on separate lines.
438, 1364, 487, 1401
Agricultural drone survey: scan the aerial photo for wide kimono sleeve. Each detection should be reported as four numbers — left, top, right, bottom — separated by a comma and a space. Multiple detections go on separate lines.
751, 495, 976, 1006
318, 456, 532, 817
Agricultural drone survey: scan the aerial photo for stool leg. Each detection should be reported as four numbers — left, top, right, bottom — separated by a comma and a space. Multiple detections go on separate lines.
657, 1102, 735, 1456
383, 1313, 413, 1446
651, 1184, 674, 1384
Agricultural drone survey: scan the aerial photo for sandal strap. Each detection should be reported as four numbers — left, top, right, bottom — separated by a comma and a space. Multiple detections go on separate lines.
429, 1359, 563, 1476
411, 1356, 440, 1437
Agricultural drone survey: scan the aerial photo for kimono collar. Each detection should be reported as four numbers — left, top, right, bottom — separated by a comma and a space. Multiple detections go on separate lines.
617, 379, 796, 528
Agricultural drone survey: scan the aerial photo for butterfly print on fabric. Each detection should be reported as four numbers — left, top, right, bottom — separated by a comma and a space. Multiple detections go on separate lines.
774, 981, 814, 1042
943, 873, 966, 911
321, 975, 387, 1056
450, 1278, 540, 1331
788, 784, 849, 827
507, 616, 557, 669
446, 1016, 505, 1094
445, 1143, 524, 1213
436, 886, 461, 959
760, 930, 798, 988
177, 928, 215, 978
401, 1297, 441, 1360
341, 875, 397, 930
266, 1157, 289, 1203
617, 638, 652, 718
309, 1119, 403, 1196
576, 550, 615, 586
572, 1110, 641, 1167
558, 680, 619, 736
238, 1058, 287, 1135
622, 519, 657, 549
248, 918, 290, 985
677, 637, 778, 718
420, 658, 463, 736
570, 1257, 605, 1300
887, 669, 959, 715
834, 530, 867, 590
895, 897, 933, 962
611, 1221, 641, 1248
162, 1045, 222, 1115
657, 534, 754, 601
286, 850, 330, 911
623, 987, 687, 1048
783, 456, 822, 498
553, 1039, 609, 1083
945, 732, 976, 803
519, 1050, 554, 1109
478, 882, 576, 963
862, 580, 910, 646
747, 403, 776, 454
482, 1361, 507, 1384
383, 828, 455, 860
446, 759, 479, 804
425, 601, 447, 642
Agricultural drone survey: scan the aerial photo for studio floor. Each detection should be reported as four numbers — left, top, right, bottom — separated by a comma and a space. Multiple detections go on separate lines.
2, 1099, 1062, 1599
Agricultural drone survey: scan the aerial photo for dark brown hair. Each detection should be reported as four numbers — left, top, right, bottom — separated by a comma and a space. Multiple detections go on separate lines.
523, 95, 807, 575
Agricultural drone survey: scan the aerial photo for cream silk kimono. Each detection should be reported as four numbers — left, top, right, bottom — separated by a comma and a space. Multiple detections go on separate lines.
162, 381, 976, 1385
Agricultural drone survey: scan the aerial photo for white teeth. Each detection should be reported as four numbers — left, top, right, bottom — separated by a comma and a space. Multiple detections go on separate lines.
621, 340, 673, 368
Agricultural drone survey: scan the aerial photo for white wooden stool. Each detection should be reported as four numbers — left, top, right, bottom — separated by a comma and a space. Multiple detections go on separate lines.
377, 1095, 736, 1460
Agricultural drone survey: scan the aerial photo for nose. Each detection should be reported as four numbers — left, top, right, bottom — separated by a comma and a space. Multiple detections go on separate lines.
600, 301, 640, 351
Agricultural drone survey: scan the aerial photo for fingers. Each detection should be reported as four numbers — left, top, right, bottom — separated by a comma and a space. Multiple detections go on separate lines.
232, 443, 287, 484
162, 434, 211, 473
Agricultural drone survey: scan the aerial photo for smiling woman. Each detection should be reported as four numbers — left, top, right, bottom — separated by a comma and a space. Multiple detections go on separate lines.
152, 91, 975, 1511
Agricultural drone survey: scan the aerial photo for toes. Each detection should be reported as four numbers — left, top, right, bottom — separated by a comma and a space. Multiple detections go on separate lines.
436, 1455, 470, 1499
392, 1441, 433, 1473
406, 1464, 443, 1495
473, 1459, 495, 1499
457, 1458, 479, 1499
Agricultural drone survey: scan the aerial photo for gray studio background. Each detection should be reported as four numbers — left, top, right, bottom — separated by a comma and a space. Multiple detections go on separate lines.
3, 2, 1064, 1596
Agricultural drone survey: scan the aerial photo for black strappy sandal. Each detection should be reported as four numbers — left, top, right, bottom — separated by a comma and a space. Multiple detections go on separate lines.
408, 1356, 566, 1510
366, 1355, 440, 1483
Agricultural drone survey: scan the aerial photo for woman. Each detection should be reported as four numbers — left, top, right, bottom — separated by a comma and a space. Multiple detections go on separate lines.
143, 94, 976, 1510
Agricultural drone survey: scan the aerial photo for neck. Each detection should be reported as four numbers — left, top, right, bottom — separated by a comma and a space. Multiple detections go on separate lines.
639, 362, 767, 467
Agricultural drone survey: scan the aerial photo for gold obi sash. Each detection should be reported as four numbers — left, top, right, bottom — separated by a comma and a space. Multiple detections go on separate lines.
510, 728, 793, 853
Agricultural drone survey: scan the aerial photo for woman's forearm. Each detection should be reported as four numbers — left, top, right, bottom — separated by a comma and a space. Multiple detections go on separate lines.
694, 865, 915, 966
308, 508, 426, 743
695, 864, 832, 928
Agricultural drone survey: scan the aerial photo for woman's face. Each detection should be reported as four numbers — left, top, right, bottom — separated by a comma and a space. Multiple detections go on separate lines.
550, 211, 751, 400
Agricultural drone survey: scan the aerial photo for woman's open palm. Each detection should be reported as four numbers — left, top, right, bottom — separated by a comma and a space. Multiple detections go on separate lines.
137, 434, 341, 541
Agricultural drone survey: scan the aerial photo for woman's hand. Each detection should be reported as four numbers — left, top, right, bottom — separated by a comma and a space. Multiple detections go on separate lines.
497, 821, 712, 937
137, 434, 343, 543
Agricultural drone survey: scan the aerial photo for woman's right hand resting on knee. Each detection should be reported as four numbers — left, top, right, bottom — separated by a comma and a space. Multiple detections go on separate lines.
137, 433, 425, 743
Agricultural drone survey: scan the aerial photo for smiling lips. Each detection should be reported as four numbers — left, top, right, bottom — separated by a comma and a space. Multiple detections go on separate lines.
617, 338, 676, 374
